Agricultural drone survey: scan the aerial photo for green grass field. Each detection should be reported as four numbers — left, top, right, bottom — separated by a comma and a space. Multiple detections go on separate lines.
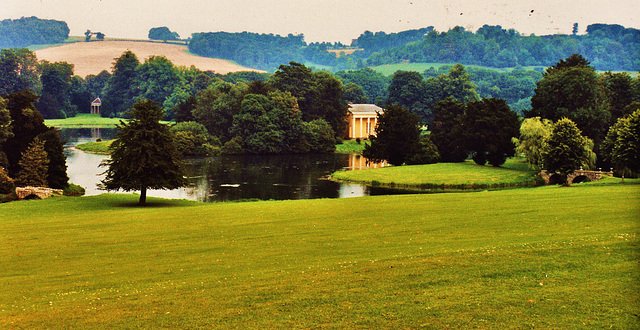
0, 183, 638, 328
44, 113, 124, 128
75, 139, 114, 154
335, 139, 370, 154
332, 158, 541, 189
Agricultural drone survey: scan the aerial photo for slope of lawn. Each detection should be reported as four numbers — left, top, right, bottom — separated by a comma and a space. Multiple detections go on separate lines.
332, 158, 541, 189
44, 113, 124, 128
75, 139, 114, 154
0, 183, 638, 328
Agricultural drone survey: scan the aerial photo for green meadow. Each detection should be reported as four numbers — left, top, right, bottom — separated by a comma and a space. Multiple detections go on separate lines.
44, 113, 124, 128
75, 139, 113, 154
1, 182, 639, 328
334, 139, 370, 154
332, 158, 541, 189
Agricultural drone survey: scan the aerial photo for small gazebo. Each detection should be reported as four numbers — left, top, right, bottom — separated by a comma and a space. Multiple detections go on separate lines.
90, 97, 102, 114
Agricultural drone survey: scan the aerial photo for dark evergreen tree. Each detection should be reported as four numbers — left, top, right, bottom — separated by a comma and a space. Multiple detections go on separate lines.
37, 128, 68, 189
430, 97, 468, 162
15, 137, 49, 187
604, 109, 640, 179
37, 61, 75, 119
363, 104, 422, 166
100, 100, 187, 205
463, 98, 520, 166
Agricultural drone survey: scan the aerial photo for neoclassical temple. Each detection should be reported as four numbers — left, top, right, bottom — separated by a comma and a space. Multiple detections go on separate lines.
90, 97, 102, 114
345, 104, 384, 139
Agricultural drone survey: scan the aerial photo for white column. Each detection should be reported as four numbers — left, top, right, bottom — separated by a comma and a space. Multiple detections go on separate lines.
359, 117, 363, 138
352, 116, 356, 139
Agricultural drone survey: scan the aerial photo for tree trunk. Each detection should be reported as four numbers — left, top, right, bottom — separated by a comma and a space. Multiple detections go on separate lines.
139, 186, 147, 205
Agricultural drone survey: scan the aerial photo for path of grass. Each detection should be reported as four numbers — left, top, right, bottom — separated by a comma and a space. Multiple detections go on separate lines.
335, 139, 370, 154
0, 183, 638, 328
332, 158, 541, 189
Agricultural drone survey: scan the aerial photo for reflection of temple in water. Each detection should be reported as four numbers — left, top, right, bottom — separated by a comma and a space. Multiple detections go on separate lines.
348, 154, 387, 170
91, 128, 101, 140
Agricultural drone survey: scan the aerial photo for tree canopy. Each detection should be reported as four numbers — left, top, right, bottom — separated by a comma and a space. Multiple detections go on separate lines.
543, 118, 595, 185
100, 100, 187, 204
363, 104, 422, 166
604, 109, 640, 178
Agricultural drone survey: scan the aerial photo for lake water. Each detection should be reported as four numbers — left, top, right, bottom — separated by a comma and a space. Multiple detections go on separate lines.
59, 128, 404, 202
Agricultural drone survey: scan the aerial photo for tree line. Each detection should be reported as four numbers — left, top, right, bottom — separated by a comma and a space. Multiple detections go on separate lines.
0, 17, 69, 49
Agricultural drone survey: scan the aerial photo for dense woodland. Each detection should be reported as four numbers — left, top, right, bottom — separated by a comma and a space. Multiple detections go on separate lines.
187, 23, 640, 72
0, 17, 69, 49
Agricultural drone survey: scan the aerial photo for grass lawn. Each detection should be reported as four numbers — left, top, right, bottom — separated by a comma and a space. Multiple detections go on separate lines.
0, 182, 639, 328
75, 139, 114, 154
335, 139, 370, 154
45, 113, 173, 128
332, 158, 541, 189
45, 113, 124, 128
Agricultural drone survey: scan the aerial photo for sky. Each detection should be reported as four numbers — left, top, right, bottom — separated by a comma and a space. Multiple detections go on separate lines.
4, 0, 640, 44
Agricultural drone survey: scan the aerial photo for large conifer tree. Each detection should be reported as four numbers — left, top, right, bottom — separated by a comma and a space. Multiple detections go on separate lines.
100, 100, 187, 205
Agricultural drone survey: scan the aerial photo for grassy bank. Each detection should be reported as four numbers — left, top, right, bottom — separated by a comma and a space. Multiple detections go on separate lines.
45, 113, 124, 128
1, 183, 639, 328
335, 139, 370, 154
75, 139, 114, 154
332, 158, 541, 190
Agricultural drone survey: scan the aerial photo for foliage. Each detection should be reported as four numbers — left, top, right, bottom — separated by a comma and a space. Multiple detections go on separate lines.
36, 60, 75, 119
302, 119, 336, 153
62, 183, 85, 196
102, 51, 141, 118
100, 100, 187, 204
148, 26, 180, 41
193, 81, 244, 142
513, 117, 554, 169
1, 90, 49, 177
387, 71, 429, 122
543, 118, 595, 185
406, 135, 440, 165
189, 32, 306, 71
0, 97, 12, 145
363, 104, 422, 166
15, 137, 49, 187
342, 82, 368, 104
0, 167, 14, 194
604, 109, 640, 178
170, 121, 219, 157
84, 70, 111, 99
365, 24, 640, 71
136, 55, 183, 106
353, 27, 434, 56
528, 54, 610, 148
0, 48, 41, 96
463, 98, 520, 166
0, 16, 69, 49
430, 97, 467, 162
37, 128, 68, 189
335, 68, 389, 104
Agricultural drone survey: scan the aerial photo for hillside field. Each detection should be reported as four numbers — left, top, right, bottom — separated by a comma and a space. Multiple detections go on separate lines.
0, 183, 638, 328
35, 40, 264, 78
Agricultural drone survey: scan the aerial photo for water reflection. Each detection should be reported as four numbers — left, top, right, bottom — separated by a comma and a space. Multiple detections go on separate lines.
60, 128, 402, 202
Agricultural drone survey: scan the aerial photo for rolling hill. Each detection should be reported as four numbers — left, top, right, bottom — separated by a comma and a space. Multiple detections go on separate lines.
35, 40, 264, 78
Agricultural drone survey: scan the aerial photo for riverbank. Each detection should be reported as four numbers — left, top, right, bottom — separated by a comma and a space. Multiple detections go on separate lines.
1, 182, 638, 328
331, 158, 544, 191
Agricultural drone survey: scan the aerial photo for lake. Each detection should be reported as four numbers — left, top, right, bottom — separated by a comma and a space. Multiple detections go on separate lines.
59, 128, 405, 202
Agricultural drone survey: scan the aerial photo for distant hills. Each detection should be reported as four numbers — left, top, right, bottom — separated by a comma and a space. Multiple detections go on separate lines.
2, 17, 639, 72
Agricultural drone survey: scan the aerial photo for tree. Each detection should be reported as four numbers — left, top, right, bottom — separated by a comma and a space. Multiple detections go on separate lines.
37, 60, 75, 119
543, 118, 594, 185
0, 97, 12, 169
38, 128, 68, 189
15, 137, 49, 187
1, 90, 48, 177
342, 82, 368, 104
100, 100, 187, 205
430, 97, 467, 162
528, 54, 610, 149
387, 71, 429, 122
313, 71, 348, 134
463, 98, 520, 166
102, 51, 141, 117
513, 117, 554, 169
136, 55, 182, 106
149, 27, 180, 41
604, 109, 640, 179
363, 104, 422, 166
0, 48, 41, 97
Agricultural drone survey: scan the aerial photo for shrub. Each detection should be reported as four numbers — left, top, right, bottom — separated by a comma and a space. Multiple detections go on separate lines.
221, 136, 245, 154
0, 167, 15, 194
63, 183, 85, 196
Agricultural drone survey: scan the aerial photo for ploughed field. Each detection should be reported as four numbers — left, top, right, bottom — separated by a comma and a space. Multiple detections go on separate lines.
35, 40, 263, 77
1, 182, 638, 328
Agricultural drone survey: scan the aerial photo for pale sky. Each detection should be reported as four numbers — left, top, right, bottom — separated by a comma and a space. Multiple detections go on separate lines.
4, 0, 639, 44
